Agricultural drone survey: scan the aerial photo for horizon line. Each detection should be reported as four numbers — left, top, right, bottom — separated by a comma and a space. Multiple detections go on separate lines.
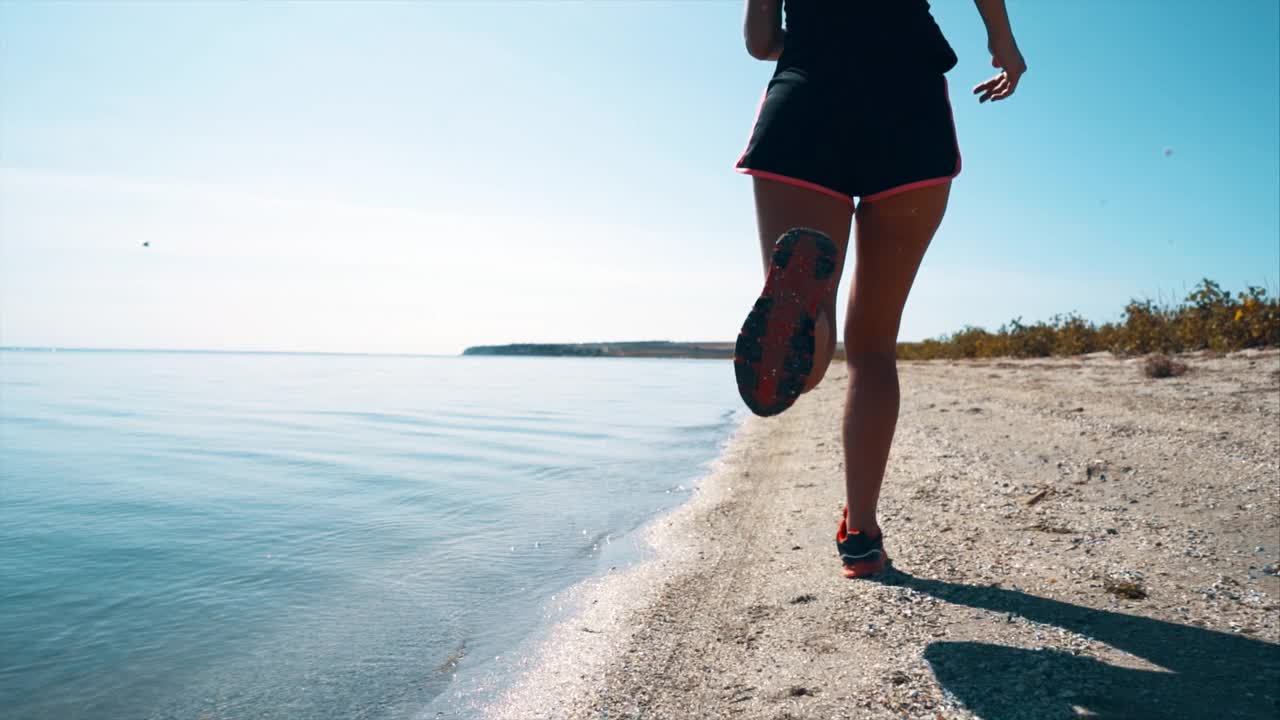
0, 342, 741, 357
0, 346, 459, 358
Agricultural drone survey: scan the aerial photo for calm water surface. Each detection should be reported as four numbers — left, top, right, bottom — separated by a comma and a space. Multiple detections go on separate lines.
0, 350, 741, 719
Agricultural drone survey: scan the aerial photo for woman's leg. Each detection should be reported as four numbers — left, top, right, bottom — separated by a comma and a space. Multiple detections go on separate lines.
842, 182, 951, 537
751, 176, 854, 392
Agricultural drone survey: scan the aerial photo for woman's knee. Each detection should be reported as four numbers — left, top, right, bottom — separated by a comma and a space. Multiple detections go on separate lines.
843, 317, 899, 361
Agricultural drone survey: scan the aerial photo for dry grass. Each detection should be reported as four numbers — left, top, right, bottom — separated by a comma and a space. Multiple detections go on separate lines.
1142, 354, 1188, 379
898, 280, 1279, 360
1103, 576, 1149, 600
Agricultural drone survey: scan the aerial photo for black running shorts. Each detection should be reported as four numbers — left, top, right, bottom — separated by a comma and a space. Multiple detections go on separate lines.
736, 69, 960, 205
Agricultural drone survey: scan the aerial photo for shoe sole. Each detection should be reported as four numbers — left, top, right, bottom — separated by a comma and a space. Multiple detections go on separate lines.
841, 554, 889, 579
734, 228, 837, 417
838, 507, 888, 579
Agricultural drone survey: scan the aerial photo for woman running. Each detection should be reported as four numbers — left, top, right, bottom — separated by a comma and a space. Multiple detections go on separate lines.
732, 0, 1026, 577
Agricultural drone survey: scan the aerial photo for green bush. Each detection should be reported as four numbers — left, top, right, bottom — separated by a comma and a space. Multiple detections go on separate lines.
897, 280, 1279, 360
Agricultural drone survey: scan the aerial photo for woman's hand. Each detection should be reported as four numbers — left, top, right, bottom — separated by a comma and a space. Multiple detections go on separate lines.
973, 37, 1026, 103
970, 1, 1025, 103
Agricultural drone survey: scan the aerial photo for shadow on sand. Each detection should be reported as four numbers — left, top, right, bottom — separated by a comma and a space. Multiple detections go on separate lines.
875, 568, 1280, 720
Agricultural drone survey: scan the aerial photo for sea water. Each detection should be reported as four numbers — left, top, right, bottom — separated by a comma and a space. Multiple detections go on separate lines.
0, 350, 742, 719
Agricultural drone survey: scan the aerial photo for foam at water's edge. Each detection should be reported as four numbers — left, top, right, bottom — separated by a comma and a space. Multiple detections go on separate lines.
467, 413, 762, 720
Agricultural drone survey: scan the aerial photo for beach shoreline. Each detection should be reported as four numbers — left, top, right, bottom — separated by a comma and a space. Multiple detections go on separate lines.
484, 351, 1280, 719
476, 410, 760, 719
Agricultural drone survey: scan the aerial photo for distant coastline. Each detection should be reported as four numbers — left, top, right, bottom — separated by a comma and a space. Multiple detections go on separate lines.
465, 280, 1280, 362
462, 341, 736, 359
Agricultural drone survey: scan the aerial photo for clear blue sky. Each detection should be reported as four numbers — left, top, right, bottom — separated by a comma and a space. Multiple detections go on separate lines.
2, 0, 1277, 354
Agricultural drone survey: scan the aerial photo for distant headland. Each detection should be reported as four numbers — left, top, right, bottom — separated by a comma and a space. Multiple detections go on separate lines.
462, 280, 1280, 361
461, 341, 736, 359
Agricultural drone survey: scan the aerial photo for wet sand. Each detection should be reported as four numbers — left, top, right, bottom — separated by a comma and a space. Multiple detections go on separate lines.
487, 351, 1280, 720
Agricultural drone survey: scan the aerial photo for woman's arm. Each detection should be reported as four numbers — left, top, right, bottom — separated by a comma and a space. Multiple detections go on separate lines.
743, 0, 784, 61
972, 0, 1027, 102
973, 0, 1017, 50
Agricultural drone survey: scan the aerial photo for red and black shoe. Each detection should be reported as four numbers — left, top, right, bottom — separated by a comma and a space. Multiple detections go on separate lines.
734, 228, 838, 417
836, 507, 888, 578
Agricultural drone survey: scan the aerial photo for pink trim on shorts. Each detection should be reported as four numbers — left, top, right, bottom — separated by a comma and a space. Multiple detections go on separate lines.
859, 78, 963, 203
735, 87, 853, 206
736, 167, 855, 206
858, 174, 956, 202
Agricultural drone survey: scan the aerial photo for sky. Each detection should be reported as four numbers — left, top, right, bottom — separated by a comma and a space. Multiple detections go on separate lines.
2, 0, 1277, 355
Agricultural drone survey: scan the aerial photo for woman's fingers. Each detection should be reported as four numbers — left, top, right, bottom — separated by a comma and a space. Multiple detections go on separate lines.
972, 76, 1000, 97
991, 73, 1019, 101
972, 74, 1004, 103
973, 71, 1021, 103
971, 77, 996, 94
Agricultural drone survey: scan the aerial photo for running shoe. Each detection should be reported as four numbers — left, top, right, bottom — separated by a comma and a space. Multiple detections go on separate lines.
734, 228, 838, 417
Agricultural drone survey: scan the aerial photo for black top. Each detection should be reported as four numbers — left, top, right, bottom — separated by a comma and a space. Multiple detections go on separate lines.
779, 0, 958, 76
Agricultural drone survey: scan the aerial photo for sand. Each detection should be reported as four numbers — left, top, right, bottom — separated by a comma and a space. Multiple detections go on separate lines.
486, 351, 1280, 720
